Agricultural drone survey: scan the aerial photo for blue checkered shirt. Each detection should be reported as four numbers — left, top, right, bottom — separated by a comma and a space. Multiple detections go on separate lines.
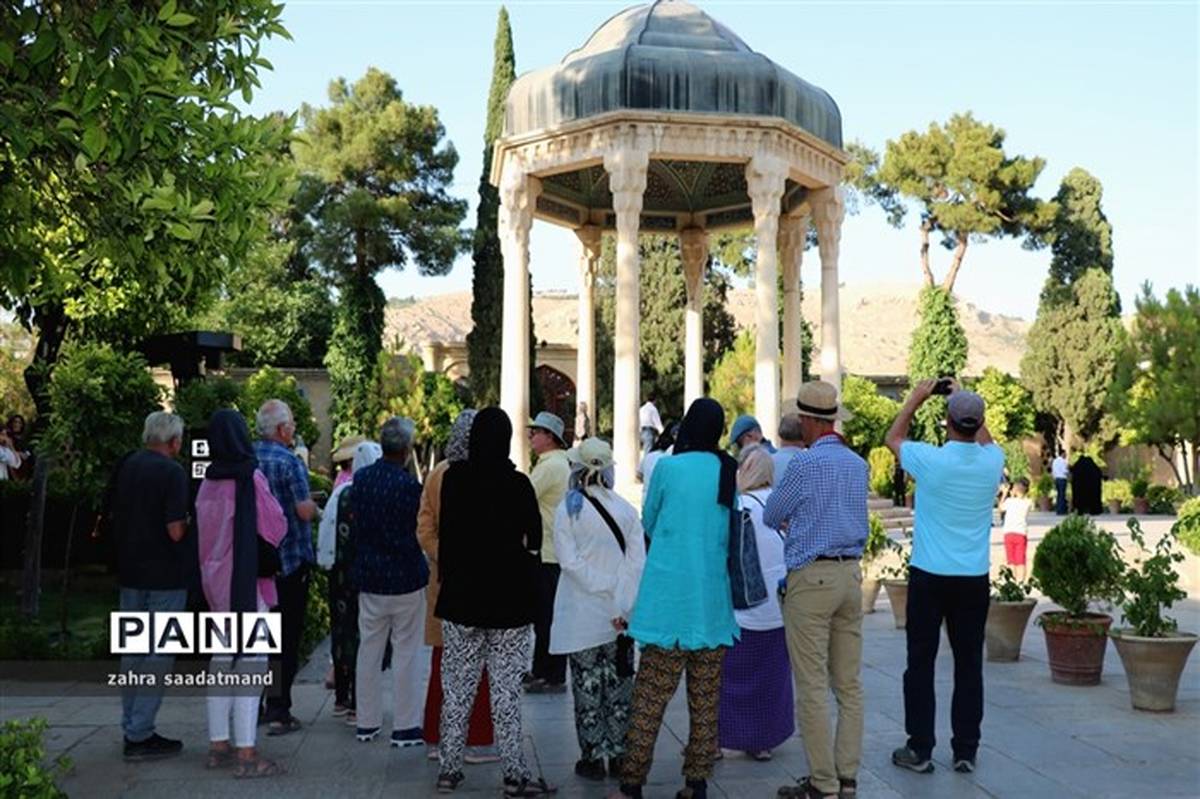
254, 440, 313, 576
763, 434, 869, 571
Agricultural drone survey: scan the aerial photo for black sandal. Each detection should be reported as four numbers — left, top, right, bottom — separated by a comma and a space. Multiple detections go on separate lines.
266, 715, 302, 736
504, 776, 557, 797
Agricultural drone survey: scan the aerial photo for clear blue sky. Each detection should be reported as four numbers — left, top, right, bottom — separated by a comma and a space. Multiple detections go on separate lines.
249, 0, 1199, 319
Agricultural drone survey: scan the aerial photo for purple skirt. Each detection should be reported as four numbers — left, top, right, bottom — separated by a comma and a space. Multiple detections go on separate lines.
718, 626, 795, 751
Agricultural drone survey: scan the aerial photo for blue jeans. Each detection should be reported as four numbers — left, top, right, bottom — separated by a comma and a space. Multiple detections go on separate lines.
1055, 478, 1068, 515
119, 587, 187, 742
640, 427, 657, 458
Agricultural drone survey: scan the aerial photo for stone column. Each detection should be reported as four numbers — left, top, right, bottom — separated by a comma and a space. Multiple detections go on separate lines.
498, 160, 541, 471
679, 227, 709, 412
779, 212, 808, 404
603, 147, 648, 497
746, 154, 788, 446
811, 186, 846, 397
575, 224, 602, 439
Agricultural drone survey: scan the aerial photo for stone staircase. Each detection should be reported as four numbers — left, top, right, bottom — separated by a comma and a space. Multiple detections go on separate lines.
869, 495, 912, 536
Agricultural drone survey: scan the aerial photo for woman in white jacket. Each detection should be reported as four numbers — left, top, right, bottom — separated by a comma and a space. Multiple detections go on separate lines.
549, 438, 646, 783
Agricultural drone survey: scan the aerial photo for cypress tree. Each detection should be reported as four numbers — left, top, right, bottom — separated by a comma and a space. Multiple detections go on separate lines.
467, 8, 530, 409
907, 286, 969, 444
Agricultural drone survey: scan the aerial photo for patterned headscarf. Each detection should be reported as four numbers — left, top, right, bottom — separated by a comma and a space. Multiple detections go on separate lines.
445, 409, 478, 463
565, 461, 616, 519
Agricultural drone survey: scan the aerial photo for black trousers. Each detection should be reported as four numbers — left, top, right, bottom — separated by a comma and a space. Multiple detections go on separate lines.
532, 562, 567, 684
902, 566, 989, 760
266, 562, 310, 720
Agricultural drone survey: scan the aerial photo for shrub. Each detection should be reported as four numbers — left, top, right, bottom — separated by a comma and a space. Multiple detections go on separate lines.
1031, 473, 1054, 500
864, 512, 890, 564
172, 377, 243, 432
238, 366, 320, 450
1117, 518, 1187, 638
1177, 497, 1200, 556
1130, 475, 1150, 499
1002, 440, 1031, 483
991, 565, 1036, 602
308, 471, 332, 498
1146, 484, 1182, 515
1032, 515, 1124, 619
867, 446, 895, 498
0, 718, 69, 798
1102, 479, 1132, 510
841, 376, 899, 456
300, 567, 330, 662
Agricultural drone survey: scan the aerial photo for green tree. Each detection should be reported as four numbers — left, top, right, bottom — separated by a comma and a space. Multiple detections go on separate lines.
295, 68, 467, 435
0, 1, 295, 414
972, 367, 1035, 444
237, 366, 320, 449
841, 375, 899, 456
466, 7, 527, 408
708, 330, 756, 440
594, 235, 738, 430
1040, 167, 1114, 306
1111, 284, 1199, 490
172, 376, 242, 432
848, 112, 1055, 292
1023, 269, 1124, 451
369, 349, 465, 479
907, 287, 968, 443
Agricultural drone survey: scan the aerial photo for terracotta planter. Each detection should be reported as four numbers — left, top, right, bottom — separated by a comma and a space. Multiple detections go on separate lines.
861, 577, 882, 614
1107, 500, 1123, 515
1040, 612, 1112, 685
1037, 496, 1052, 512
1111, 631, 1198, 712
904, 493, 914, 509
882, 579, 908, 629
986, 599, 1037, 661
1133, 498, 1150, 514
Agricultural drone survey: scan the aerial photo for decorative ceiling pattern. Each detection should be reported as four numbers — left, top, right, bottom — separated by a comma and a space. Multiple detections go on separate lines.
541, 159, 761, 215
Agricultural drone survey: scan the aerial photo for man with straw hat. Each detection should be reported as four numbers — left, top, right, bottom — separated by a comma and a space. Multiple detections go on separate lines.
766, 381, 867, 799
526, 411, 571, 693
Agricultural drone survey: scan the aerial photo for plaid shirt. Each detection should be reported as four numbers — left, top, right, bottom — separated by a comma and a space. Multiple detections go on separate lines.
763, 433, 869, 571
254, 439, 313, 576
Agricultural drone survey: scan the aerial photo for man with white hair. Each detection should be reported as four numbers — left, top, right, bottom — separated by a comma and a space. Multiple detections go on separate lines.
350, 417, 429, 747
253, 398, 318, 736
111, 411, 189, 761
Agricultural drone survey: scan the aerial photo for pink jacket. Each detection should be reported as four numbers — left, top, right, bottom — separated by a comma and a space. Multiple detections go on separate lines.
196, 471, 287, 612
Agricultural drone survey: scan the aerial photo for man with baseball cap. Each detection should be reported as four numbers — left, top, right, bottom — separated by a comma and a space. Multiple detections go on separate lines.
766, 381, 867, 799
526, 411, 571, 692
884, 379, 1004, 777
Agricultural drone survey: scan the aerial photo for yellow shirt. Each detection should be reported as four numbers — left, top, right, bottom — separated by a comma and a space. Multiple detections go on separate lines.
530, 448, 570, 564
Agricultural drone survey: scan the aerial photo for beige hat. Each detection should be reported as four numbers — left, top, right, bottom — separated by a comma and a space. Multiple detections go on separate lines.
332, 434, 365, 463
566, 437, 614, 472
795, 381, 854, 422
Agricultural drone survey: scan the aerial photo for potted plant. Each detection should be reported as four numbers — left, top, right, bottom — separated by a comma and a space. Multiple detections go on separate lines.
1110, 518, 1197, 711
1102, 479, 1132, 515
1131, 476, 1150, 515
1032, 473, 1054, 512
985, 567, 1038, 662
1031, 515, 1125, 685
861, 512, 889, 613
880, 539, 911, 629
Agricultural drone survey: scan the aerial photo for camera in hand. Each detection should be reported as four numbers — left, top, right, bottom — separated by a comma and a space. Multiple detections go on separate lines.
932, 376, 955, 396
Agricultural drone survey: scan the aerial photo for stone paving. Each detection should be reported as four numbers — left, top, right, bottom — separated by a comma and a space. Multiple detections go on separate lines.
4, 514, 1199, 798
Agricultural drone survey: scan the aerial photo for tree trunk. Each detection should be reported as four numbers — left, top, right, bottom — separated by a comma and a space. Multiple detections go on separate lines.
919, 220, 935, 287
1155, 442, 1185, 489
59, 502, 80, 639
21, 454, 52, 618
23, 303, 69, 424
941, 234, 969, 293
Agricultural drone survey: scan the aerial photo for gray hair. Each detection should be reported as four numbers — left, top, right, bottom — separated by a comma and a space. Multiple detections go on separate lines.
255, 399, 292, 437
779, 414, 804, 443
380, 416, 415, 455
143, 411, 184, 445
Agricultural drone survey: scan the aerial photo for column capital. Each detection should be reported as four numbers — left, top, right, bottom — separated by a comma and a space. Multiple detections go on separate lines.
778, 214, 807, 258
603, 148, 650, 230
575, 224, 603, 288
809, 185, 846, 228
746, 154, 788, 231
679, 226, 709, 306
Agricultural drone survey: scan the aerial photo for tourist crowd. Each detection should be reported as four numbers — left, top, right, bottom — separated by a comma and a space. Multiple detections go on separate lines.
102, 377, 1004, 799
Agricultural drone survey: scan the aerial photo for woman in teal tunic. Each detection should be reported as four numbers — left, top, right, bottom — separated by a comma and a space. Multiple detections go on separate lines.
617, 398, 740, 799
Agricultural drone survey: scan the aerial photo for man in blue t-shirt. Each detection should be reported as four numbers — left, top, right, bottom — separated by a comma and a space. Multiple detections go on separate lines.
885, 379, 1004, 777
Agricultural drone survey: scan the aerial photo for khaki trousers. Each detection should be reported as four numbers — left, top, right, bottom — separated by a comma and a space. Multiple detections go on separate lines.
355, 589, 426, 732
782, 560, 864, 795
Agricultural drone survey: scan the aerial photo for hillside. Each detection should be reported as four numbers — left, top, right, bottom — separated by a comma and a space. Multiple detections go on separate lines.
384, 283, 1031, 377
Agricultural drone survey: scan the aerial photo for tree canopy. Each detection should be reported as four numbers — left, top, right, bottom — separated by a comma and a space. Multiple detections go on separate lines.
906, 287, 968, 443
294, 67, 467, 436
972, 367, 1036, 444
0, 0, 295, 412
1111, 284, 1199, 489
1041, 167, 1114, 307
847, 112, 1055, 292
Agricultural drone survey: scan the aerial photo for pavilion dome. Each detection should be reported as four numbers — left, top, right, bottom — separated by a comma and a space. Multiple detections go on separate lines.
503, 0, 843, 148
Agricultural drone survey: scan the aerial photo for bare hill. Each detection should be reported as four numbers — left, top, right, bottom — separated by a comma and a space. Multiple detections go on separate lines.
385, 283, 1030, 377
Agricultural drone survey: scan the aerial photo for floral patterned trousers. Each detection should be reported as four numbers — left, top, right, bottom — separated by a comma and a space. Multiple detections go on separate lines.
568, 640, 634, 761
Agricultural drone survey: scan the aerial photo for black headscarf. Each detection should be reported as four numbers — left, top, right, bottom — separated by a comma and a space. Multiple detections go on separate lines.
674, 398, 738, 511
204, 409, 259, 614
468, 406, 515, 469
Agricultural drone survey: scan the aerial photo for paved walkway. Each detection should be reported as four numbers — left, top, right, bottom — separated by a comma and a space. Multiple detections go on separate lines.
5, 589, 1199, 798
